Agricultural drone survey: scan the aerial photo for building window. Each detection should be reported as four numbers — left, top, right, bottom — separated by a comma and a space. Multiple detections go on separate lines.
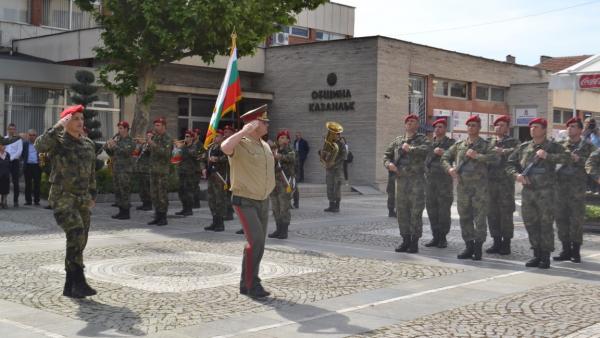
1, 0, 29, 23
491, 87, 505, 102
177, 95, 236, 141
42, 0, 98, 30
278, 25, 309, 38
475, 86, 488, 100
433, 79, 467, 99
553, 108, 576, 124
475, 85, 505, 102
315, 31, 345, 41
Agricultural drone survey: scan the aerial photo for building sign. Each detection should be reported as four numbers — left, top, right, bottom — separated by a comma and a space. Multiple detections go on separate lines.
580, 74, 600, 89
515, 107, 537, 126
309, 73, 356, 112
433, 109, 452, 117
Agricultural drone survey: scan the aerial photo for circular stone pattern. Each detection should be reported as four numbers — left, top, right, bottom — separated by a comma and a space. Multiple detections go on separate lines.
130, 262, 233, 277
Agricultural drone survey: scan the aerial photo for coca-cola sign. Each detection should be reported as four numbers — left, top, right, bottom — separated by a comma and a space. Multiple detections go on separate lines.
580, 74, 600, 89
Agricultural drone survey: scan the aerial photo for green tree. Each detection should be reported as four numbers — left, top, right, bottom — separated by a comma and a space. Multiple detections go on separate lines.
70, 70, 101, 140
75, 0, 326, 136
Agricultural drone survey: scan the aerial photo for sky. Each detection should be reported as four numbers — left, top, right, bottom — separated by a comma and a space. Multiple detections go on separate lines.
333, 0, 600, 66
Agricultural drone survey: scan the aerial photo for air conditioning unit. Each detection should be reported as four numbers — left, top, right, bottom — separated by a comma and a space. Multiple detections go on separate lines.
274, 32, 289, 46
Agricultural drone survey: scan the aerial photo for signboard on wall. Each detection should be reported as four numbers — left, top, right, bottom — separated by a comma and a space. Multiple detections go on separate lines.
471, 112, 490, 133
515, 108, 537, 126
452, 111, 471, 132
433, 109, 452, 117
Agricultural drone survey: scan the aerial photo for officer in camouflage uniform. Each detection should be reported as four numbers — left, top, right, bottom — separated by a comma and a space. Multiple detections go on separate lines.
34, 105, 97, 298
507, 118, 569, 269
269, 129, 296, 239
386, 171, 396, 217
384, 114, 431, 254
486, 115, 520, 255
192, 128, 203, 209
135, 130, 153, 211
147, 117, 173, 226
203, 130, 228, 231
424, 118, 455, 249
322, 126, 347, 212
442, 115, 495, 261
104, 121, 135, 220
223, 125, 235, 220
554, 117, 595, 263
175, 130, 201, 217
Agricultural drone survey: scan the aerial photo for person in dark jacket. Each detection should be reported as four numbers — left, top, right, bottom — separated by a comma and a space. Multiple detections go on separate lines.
293, 131, 310, 182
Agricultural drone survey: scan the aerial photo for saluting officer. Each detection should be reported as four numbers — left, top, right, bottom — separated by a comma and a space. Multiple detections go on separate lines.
269, 129, 296, 239
383, 114, 431, 254
104, 121, 135, 220
424, 118, 455, 249
147, 117, 173, 226
486, 115, 519, 255
35, 105, 98, 298
203, 130, 228, 231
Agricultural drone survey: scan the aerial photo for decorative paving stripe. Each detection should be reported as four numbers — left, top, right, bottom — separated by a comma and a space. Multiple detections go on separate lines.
0, 318, 66, 338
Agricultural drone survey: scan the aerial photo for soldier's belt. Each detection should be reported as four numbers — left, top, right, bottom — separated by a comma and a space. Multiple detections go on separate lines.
528, 167, 547, 175
557, 166, 581, 176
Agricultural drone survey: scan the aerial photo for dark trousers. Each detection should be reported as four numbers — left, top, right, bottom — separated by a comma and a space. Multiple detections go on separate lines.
297, 157, 306, 182
9, 160, 20, 203
24, 163, 41, 204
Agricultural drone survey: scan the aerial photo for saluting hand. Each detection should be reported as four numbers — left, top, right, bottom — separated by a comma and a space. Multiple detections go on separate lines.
241, 120, 260, 135
54, 114, 72, 129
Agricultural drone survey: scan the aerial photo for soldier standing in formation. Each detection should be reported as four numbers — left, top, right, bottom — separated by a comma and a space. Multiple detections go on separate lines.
554, 117, 595, 263
424, 118, 455, 249
192, 128, 203, 209
223, 125, 235, 221
485, 115, 519, 255
507, 118, 568, 269
383, 114, 431, 253
104, 121, 135, 220
135, 130, 154, 211
269, 129, 296, 240
386, 170, 396, 218
203, 130, 228, 232
323, 127, 347, 213
35, 105, 97, 298
442, 115, 494, 261
147, 117, 173, 226
175, 130, 202, 217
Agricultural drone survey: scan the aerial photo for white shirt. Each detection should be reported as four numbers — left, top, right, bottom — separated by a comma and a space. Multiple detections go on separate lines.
4, 137, 22, 162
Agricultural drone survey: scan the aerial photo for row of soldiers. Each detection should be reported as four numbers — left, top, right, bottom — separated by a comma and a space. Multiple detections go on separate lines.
384, 113, 597, 269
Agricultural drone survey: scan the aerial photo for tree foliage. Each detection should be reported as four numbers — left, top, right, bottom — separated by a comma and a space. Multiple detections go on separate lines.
74, 0, 327, 135
70, 70, 102, 140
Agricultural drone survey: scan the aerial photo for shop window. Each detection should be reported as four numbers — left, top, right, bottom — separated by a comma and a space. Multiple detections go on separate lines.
434, 79, 467, 99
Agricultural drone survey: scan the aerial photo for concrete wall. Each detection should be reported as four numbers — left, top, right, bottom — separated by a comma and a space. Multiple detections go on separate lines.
0, 21, 63, 48
553, 89, 600, 113
295, 2, 355, 36
258, 38, 378, 186
507, 83, 552, 127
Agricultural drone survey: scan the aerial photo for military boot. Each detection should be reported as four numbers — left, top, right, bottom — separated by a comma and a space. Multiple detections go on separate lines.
437, 233, 448, 248
155, 212, 168, 226
457, 241, 474, 259
213, 216, 224, 232
278, 223, 289, 239
79, 268, 97, 296
116, 208, 130, 220
333, 199, 340, 212
525, 249, 541, 267
553, 241, 571, 261
68, 267, 96, 298
424, 231, 439, 247
141, 202, 153, 211
499, 238, 511, 255
472, 241, 483, 261
1, 195, 7, 209
147, 213, 160, 225
324, 201, 336, 212
175, 207, 187, 216
62, 270, 73, 297
111, 207, 125, 219
394, 235, 411, 253
571, 242, 581, 263
235, 229, 245, 235
485, 237, 502, 254
268, 222, 281, 238
204, 216, 217, 231
224, 208, 234, 221
388, 209, 397, 218
407, 235, 419, 253
538, 251, 551, 269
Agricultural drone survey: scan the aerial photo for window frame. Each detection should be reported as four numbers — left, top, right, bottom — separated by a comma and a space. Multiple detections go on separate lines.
433, 79, 468, 100
475, 84, 506, 102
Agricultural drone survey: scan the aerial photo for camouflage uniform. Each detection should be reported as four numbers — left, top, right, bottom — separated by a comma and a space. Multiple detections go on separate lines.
486, 135, 519, 252
554, 139, 595, 259
34, 125, 96, 287
177, 143, 201, 214
135, 143, 152, 209
149, 132, 173, 223
269, 144, 296, 239
442, 137, 494, 259
206, 143, 228, 224
383, 133, 431, 253
425, 135, 456, 244
386, 171, 396, 216
193, 145, 205, 208
506, 140, 569, 258
324, 139, 347, 211
104, 136, 135, 209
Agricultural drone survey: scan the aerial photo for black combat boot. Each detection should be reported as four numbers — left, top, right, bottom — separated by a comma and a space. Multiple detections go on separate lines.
111, 207, 125, 219
525, 249, 541, 267
116, 208, 130, 220
235, 229, 245, 235
472, 241, 483, 261
175, 207, 187, 216
193, 198, 201, 209
213, 215, 224, 232
553, 241, 571, 261
182, 208, 193, 216
141, 202, 153, 211
388, 209, 397, 218
204, 216, 217, 231
407, 235, 419, 253
457, 241, 474, 259
62, 270, 73, 297
324, 201, 336, 212
79, 268, 97, 296
333, 199, 340, 212
224, 208, 234, 221
268, 222, 281, 238
424, 231, 439, 247
68, 266, 96, 298
499, 238, 511, 255
155, 212, 168, 226
278, 223, 289, 239
394, 235, 411, 252
437, 233, 448, 248
485, 237, 502, 254
538, 251, 551, 269
571, 242, 581, 263
147, 213, 160, 225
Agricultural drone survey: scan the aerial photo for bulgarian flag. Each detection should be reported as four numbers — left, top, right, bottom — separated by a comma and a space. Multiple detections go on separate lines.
204, 34, 242, 149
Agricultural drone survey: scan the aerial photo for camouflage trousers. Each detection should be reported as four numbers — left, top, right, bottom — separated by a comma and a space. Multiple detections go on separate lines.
521, 186, 555, 252
456, 179, 488, 242
425, 173, 454, 236
138, 173, 152, 205
178, 172, 196, 210
487, 177, 516, 239
150, 173, 169, 213
396, 174, 425, 238
208, 174, 227, 217
270, 181, 292, 225
555, 180, 586, 244
49, 188, 91, 273
387, 173, 396, 211
326, 167, 344, 202
113, 172, 131, 209
193, 173, 201, 207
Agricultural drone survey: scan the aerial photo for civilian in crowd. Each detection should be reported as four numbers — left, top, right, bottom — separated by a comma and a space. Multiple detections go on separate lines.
4, 123, 23, 207
22, 129, 41, 206
293, 131, 310, 182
